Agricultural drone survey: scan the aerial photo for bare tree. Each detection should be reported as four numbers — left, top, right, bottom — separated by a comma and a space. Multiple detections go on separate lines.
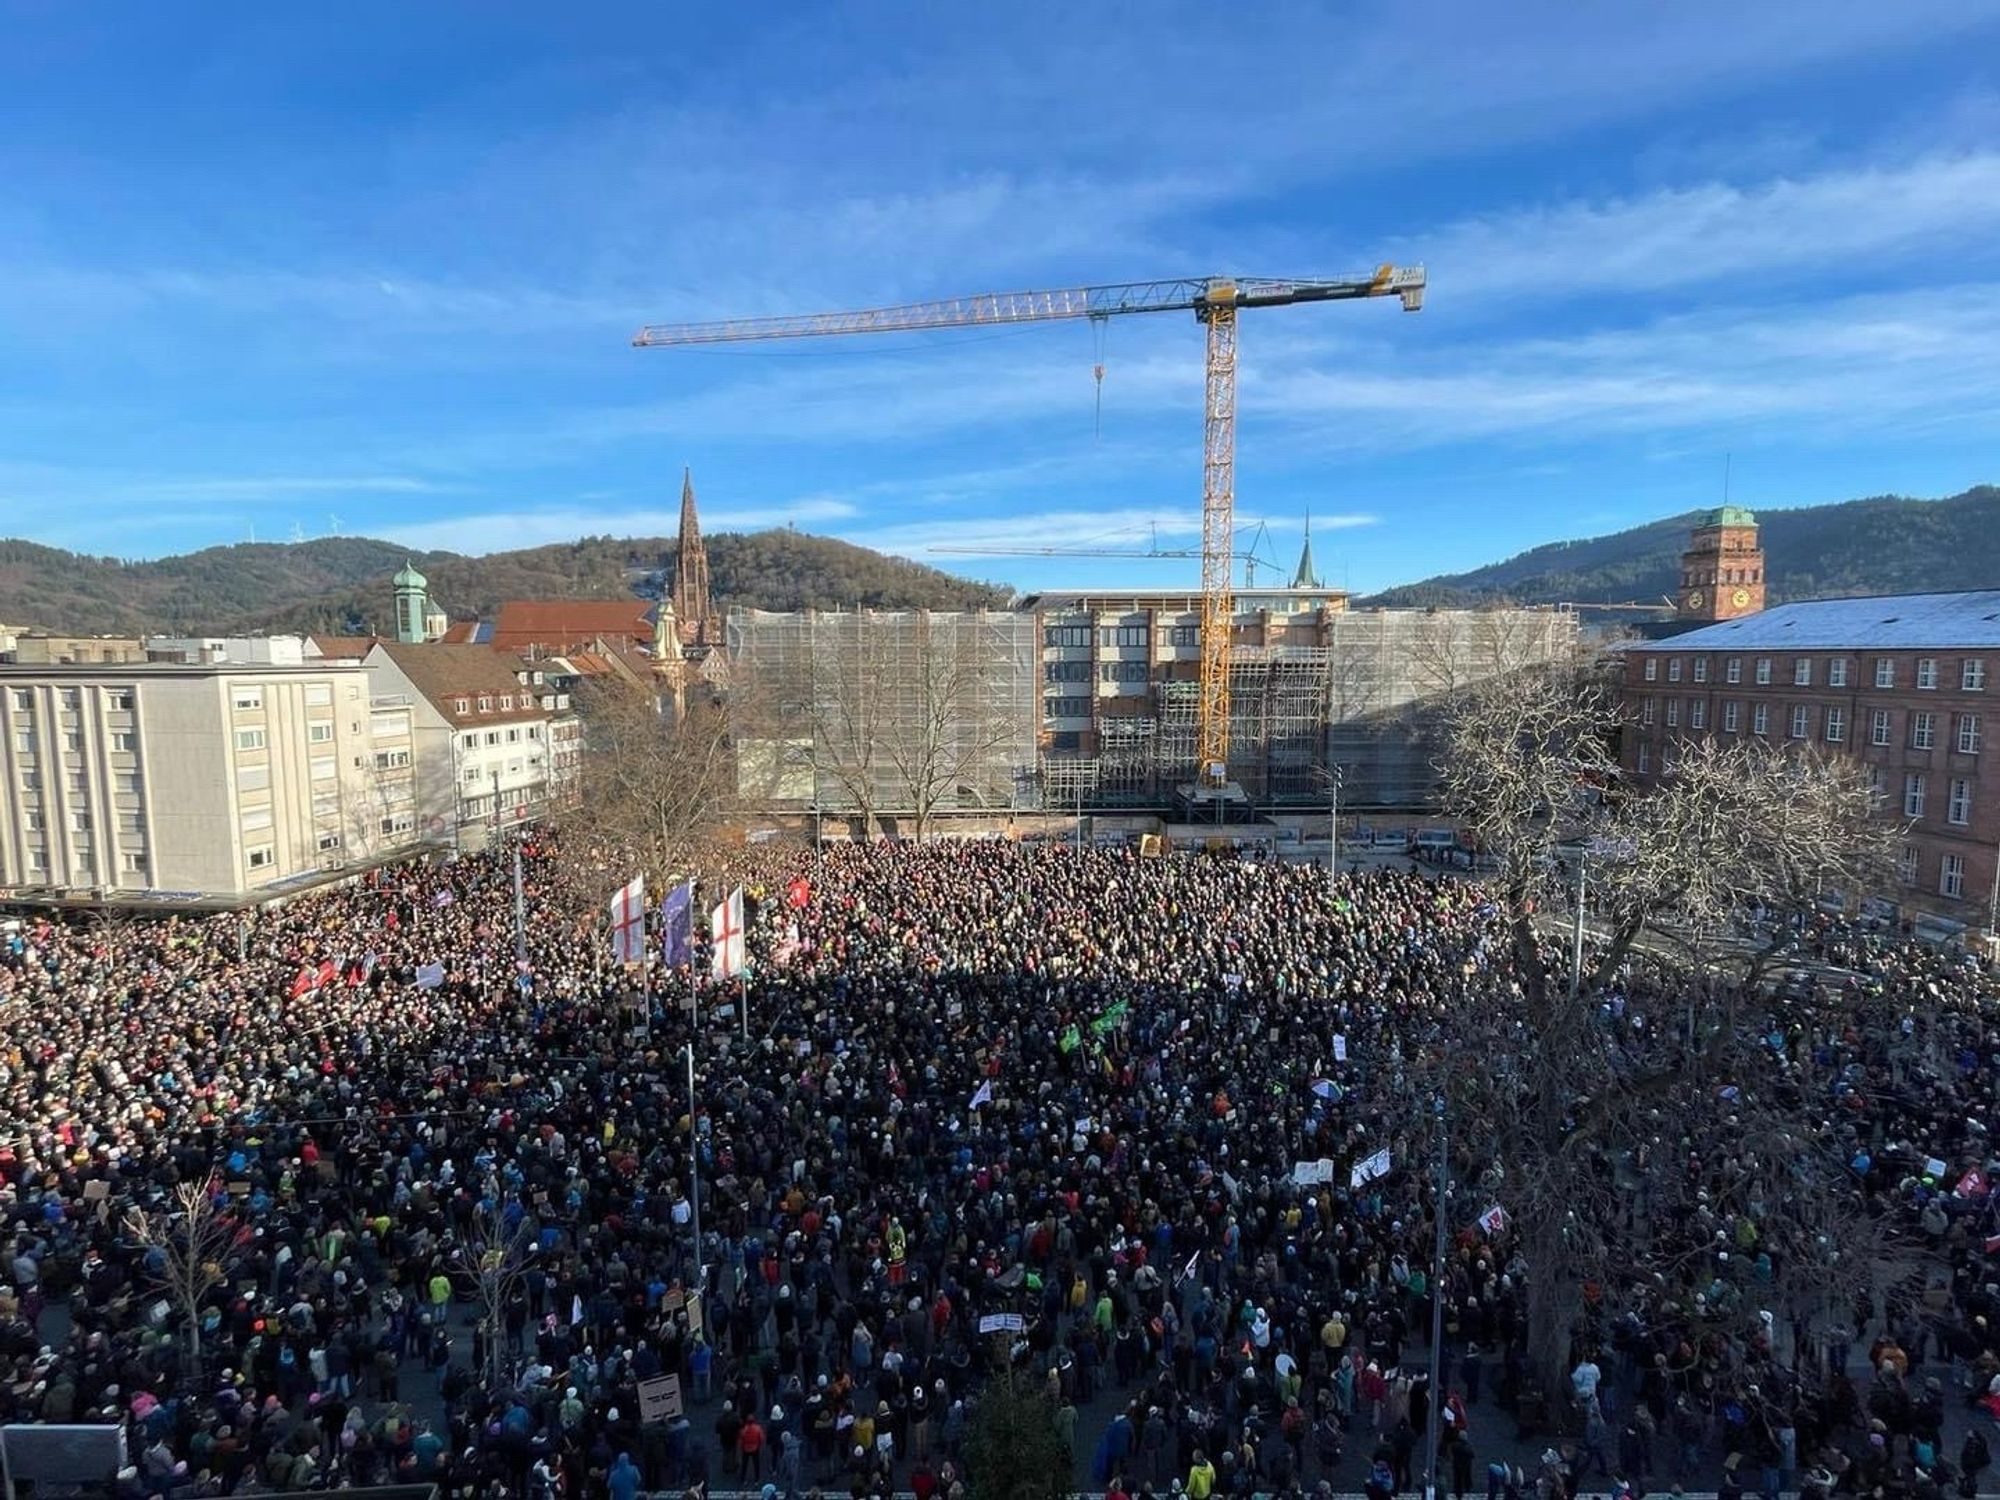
1430, 663, 1903, 1405
454, 1193, 539, 1386
125, 1179, 234, 1372
565, 677, 738, 891
879, 611, 1032, 840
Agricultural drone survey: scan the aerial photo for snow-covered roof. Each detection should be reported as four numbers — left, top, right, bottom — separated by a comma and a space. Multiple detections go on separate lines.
1628, 591, 2000, 652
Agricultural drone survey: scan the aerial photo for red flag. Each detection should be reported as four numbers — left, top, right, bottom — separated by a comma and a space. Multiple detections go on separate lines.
315, 959, 337, 988
288, 968, 315, 999
787, 876, 811, 910
1957, 1169, 1989, 1201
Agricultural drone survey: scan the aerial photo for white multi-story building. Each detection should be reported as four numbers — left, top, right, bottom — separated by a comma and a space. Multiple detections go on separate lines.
0, 660, 420, 900
360, 643, 557, 850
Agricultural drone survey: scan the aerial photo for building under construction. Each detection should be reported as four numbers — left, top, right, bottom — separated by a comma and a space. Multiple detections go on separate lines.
730, 591, 1574, 825
727, 609, 1039, 829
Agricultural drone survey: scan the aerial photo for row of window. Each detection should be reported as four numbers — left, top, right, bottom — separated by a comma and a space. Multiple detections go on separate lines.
1042, 624, 1202, 650
1640, 700, 1983, 752
458, 725, 542, 751
7, 688, 136, 712
1645, 654, 1986, 691
450, 692, 534, 714
14, 728, 137, 753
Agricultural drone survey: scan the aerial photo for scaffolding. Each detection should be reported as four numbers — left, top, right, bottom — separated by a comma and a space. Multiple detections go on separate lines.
728, 609, 1039, 822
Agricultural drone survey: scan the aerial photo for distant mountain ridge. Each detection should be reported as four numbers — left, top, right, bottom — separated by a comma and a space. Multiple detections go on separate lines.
0, 530, 1011, 637
1368, 485, 2000, 608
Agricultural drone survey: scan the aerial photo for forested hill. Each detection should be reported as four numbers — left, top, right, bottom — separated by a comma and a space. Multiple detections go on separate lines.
1368, 485, 2000, 607
0, 530, 1011, 637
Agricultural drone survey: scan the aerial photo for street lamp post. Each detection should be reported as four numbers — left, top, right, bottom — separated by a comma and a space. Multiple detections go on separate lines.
1326, 765, 1343, 882
1423, 1093, 1448, 1500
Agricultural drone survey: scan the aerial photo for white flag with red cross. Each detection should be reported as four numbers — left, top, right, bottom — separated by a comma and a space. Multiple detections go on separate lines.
710, 885, 747, 981
609, 876, 646, 965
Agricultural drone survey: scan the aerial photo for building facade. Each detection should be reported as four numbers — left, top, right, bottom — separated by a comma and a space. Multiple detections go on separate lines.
1022, 587, 1578, 811
1621, 591, 2000, 936
360, 643, 560, 850
0, 660, 418, 901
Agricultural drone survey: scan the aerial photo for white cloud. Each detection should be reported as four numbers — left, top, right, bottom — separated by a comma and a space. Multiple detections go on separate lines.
131, 474, 451, 499
1414, 152, 2000, 306
844, 507, 1377, 564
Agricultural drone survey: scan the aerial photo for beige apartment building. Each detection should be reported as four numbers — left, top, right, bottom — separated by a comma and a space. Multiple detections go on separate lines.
0, 660, 421, 902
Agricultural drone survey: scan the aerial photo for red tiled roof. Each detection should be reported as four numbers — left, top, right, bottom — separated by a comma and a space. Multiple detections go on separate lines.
370, 642, 550, 725
311, 634, 382, 659
489, 599, 653, 652
438, 621, 480, 645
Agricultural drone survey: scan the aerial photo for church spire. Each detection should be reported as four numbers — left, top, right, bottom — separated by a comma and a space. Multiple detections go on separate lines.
1291, 510, 1323, 591
673, 467, 713, 647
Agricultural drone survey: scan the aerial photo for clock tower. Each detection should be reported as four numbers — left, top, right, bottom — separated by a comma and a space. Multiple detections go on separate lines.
1677, 506, 1764, 621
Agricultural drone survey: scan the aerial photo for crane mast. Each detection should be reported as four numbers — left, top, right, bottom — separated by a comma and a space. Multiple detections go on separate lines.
635, 268, 1424, 791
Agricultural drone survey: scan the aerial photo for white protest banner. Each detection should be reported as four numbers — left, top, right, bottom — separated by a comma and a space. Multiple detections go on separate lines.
977, 1312, 1026, 1334
1478, 1205, 1509, 1235
1350, 1146, 1392, 1189
1332, 1034, 1348, 1063
1292, 1158, 1336, 1186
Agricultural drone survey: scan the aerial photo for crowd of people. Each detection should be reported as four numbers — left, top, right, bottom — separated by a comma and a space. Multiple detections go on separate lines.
1, 831, 1998, 1500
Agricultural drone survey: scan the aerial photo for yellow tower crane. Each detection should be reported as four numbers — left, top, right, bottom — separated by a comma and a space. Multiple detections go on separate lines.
633, 269, 1424, 791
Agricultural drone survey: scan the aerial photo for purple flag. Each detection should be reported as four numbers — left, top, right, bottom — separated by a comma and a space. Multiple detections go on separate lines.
662, 882, 694, 969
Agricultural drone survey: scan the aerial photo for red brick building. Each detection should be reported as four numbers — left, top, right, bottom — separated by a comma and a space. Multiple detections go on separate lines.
1622, 591, 2000, 938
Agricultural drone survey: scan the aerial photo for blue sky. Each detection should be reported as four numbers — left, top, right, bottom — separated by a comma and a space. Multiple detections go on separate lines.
2, 3, 1998, 596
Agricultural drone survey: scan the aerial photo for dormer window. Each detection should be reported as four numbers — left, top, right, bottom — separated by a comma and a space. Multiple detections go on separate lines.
500, 695, 513, 711
453, 697, 470, 714
477, 695, 493, 712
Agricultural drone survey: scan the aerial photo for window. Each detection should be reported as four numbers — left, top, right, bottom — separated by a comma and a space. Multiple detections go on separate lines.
1752, 703, 1770, 736
233, 728, 265, 751
63, 732, 82, 752
374, 749, 412, 770
308, 721, 334, 744
241, 806, 273, 833
7, 689, 28, 711
1899, 846, 1919, 886
232, 687, 263, 711
500, 695, 513, 711
22, 811, 42, 832
1905, 772, 1927, 818
71, 810, 91, 833
246, 845, 274, 869
1667, 658, 1683, 683
1824, 706, 1846, 743
1875, 658, 1895, 689
370, 712, 408, 737
1641, 697, 1655, 726
1917, 658, 1939, 690
527, 725, 542, 740
380, 814, 415, 836
1046, 661, 1091, 683
318, 832, 343, 852
108, 690, 133, 711
1911, 712, 1936, 750
1792, 659, 1812, 686
1755, 658, 1772, 685
1643, 659, 1658, 682
1868, 765, 1887, 805
11, 729, 33, 754
1828, 659, 1848, 688
1689, 700, 1708, 729
1725, 658, 1742, 684
1966, 659, 1987, 692
238, 764, 270, 792
506, 728, 520, 743
1665, 699, 1680, 728
1942, 853, 1966, 900
1722, 701, 1740, 733
1099, 661, 1148, 684
477, 696, 493, 712
1785, 705, 1806, 739
1636, 742, 1651, 774
484, 730, 501, 746
110, 731, 135, 751
305, 683, 333, 707
1870, 709, 1893, 746
310, 756, 336, 780
1045, 696, 1091, 719
58, 688, 79, 711
123, 852, 147, 874
1958, 713, 1982, 755
464, 766, 482, 784
1100, 625, 1150, 648
460, 733, 477, 751
1949, 778, 1973, 826
453, 697, 471, 715
1692, 658, 1708, 683
1044, 625, 1089, 648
